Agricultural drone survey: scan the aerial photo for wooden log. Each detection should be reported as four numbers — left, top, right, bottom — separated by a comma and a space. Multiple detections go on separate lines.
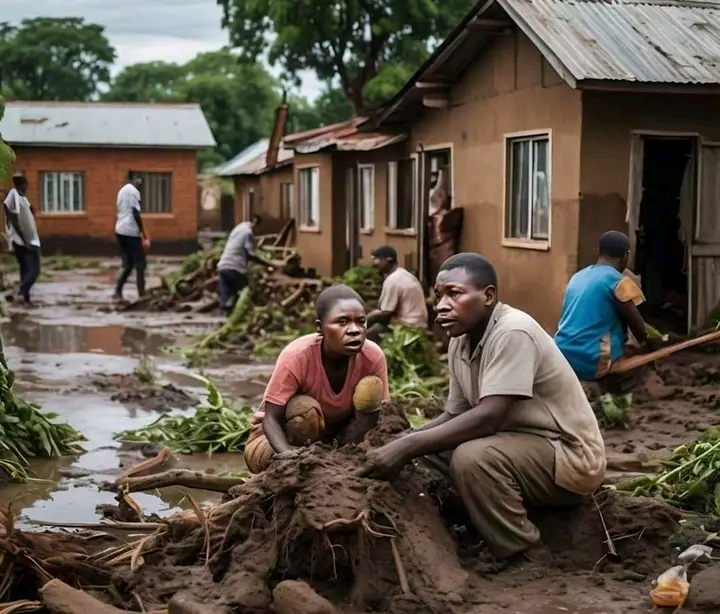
41, 579, 135, 614
110, 469, 247, 494
609, 330, 720, 374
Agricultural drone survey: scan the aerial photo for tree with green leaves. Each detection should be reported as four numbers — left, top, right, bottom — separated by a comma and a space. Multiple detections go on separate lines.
217, 0, 477, 113
0, 95, 15, 184
105, 50, 281, 170
0, 17, 115, 101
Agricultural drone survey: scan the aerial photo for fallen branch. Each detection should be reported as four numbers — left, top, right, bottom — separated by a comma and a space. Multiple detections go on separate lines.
111, 470, 247, 494
609, 330, 720, 374
118, 447, 174, 480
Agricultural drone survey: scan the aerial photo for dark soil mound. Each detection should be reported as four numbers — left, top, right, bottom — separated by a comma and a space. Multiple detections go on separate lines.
76, 373, 196, 412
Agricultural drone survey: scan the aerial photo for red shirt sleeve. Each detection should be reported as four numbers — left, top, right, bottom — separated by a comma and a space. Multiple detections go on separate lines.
255, 348, 302, 421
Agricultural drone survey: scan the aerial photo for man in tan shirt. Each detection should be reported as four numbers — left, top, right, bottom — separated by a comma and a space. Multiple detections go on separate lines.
360, 253, 606, 569
366, 245, 428, 343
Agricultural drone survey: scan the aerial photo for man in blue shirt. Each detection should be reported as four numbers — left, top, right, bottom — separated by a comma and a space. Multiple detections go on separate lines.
555, 231, 649, 384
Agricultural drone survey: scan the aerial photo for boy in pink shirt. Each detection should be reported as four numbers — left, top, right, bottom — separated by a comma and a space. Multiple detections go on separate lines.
244, 285, 389, 473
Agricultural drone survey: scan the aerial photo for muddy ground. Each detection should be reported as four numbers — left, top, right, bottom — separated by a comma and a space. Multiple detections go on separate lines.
2, 257, 720, 612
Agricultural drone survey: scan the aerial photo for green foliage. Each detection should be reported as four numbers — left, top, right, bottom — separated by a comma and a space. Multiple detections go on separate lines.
382, 326, 448, 400
337, 265, 382, 301
116, 375, 254, 454
0, 18, 115, 101
106, 50, 280, 171
593, 392, 632, 429
0, 94, 14, 184
616, 429, 720, 515
217, 0, 477, 111
0, 334, 85, 480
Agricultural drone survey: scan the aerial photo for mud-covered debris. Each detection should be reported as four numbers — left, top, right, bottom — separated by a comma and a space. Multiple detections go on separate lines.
272, 580, 338, 614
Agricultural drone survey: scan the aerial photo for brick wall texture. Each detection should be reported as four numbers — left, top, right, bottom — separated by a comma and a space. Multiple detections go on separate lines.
2, 146, 199, 253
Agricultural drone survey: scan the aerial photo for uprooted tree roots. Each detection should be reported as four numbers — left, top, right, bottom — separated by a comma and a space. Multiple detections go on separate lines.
0, 408, 694, 614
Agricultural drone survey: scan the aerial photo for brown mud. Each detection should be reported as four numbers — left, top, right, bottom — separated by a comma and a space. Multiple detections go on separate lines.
0, 409, 700, 614
73, 373, 197, 413
3, 262, 720, 611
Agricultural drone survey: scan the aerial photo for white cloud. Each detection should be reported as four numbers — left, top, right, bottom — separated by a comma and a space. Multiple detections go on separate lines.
0, 0, 323, 99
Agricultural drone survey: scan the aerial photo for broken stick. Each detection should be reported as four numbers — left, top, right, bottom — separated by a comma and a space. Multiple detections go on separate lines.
110, 469, 247, 494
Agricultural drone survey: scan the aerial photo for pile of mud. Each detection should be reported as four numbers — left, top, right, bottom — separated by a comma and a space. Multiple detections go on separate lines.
67, 373, 196, 412
0, 405, 692, 613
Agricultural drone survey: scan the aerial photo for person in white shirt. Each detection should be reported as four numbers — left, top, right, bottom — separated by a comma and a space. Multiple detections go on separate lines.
3, 173, 41, 304
114, 173, 150, 302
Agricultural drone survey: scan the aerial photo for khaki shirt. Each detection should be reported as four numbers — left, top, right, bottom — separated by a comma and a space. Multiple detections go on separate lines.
378, 267, 428, 328
446, 302, 606, 495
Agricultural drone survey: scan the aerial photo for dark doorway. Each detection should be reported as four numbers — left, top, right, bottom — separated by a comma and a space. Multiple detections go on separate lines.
635, 137, 693, 333
220, 194, 235, 231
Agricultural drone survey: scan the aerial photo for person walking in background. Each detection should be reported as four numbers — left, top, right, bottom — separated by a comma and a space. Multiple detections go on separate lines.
114, 173, 150, 303
217, 214, 274, 314
366, 245, 428, 343
3, 172, 41, 305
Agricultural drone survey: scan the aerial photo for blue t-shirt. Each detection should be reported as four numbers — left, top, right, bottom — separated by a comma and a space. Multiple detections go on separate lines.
555, 265, 626, 381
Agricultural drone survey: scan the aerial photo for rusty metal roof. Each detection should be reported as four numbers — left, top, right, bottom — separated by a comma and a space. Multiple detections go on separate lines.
284, 117, 406, 153
215, 139, 294, 176
368, 0, 720, 129
505, 0, 720, 86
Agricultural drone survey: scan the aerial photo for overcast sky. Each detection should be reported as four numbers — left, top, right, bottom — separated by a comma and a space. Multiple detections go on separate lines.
1, 0, 322, 99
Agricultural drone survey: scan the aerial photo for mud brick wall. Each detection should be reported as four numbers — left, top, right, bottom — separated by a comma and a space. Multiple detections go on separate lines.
3, 146, 201, 255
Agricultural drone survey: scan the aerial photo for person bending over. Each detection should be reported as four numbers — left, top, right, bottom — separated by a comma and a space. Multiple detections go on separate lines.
366, 245, 428, 344
359, 253, 606, 569
217, 214, 274, 314
555, 231, 650, 390
244, 284, 390, 473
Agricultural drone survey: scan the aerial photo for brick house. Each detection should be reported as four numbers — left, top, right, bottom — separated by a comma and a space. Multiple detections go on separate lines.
0, 101, 216, 254
360, 0, 720, 332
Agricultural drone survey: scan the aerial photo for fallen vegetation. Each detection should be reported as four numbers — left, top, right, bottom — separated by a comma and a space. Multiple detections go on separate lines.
115, 375, 253, 454
0, 336, 84, 481
616, 428, 720, 515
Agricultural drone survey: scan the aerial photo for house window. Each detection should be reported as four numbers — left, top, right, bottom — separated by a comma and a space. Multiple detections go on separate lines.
243, 187, 256, 220
298, 167, 319, 228
128, 171, 172, 214
280, 182, 294, 219
387, 159, 417, 230
358, 164, 375, 231
505, 134, 550, 241
40, 172, 84, 213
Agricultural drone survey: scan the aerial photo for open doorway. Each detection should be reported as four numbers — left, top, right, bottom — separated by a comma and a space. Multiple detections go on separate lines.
634, 137, 694, 333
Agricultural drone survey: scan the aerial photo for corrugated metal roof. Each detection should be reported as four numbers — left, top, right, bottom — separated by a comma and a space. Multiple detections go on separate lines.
284, 117, 406, 153
214, 139, 269, 176
0, 101, 216, 148
215, 138, 294, 176
503, 0, 720, 84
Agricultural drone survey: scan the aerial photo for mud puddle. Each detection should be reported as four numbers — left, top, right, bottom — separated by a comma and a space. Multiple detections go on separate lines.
0, 266, 272, 530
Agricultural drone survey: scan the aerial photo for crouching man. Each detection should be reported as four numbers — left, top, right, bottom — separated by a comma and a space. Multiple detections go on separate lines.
359, 253, 606, 568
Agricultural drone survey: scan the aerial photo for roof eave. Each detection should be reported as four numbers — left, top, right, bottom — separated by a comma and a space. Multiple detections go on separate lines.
577, 79, 720, 95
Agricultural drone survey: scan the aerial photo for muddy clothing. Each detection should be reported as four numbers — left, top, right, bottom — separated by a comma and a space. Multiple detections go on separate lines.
425, 433, 584, 558
378, 267, 428, 329
442, 303, 606, 558
218, 222, 255, 275
255, 334, 389, 425
555, 265, 645, 380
